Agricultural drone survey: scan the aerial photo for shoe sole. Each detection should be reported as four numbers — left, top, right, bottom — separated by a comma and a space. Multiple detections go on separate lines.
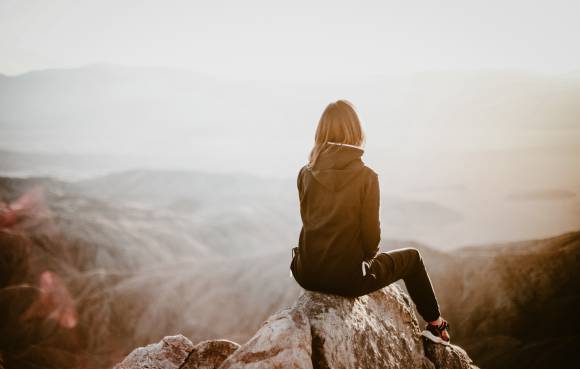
421, 330, 450, 346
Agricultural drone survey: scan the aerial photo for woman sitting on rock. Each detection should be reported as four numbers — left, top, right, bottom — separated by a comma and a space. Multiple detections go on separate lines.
290, 99, 450, 344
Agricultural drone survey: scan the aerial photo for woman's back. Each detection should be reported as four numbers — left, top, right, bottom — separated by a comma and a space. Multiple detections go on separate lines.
291, 143, 381, 295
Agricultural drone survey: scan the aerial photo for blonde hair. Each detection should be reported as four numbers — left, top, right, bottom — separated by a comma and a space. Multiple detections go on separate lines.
308, 99, 366, 168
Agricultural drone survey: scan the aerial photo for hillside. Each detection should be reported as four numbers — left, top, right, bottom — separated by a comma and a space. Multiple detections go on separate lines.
419, 232, 580, 369
0, 175, 578, 368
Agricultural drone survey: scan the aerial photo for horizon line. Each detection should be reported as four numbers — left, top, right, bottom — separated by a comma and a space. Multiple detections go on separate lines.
1, 62, 579, 80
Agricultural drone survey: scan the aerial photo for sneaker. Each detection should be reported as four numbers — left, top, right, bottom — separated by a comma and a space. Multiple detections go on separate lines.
421, 319, 450, 345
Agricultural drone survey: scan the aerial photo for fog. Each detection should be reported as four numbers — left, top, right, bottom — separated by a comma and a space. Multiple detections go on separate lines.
3, 0, 580, 76
1, 2, 580, 369
1, 65, 579, 246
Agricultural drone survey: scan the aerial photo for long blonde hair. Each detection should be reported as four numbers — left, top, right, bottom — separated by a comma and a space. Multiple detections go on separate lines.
308, 99, 366, 168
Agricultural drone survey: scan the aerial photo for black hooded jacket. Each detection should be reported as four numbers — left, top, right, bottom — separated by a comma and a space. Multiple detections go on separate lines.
290, 144, 381, 296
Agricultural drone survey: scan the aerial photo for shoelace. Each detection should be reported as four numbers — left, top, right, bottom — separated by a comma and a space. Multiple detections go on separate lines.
431, 320, 450, 333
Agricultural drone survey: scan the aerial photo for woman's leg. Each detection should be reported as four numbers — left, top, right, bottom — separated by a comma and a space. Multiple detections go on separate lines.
361, 248, 441, 322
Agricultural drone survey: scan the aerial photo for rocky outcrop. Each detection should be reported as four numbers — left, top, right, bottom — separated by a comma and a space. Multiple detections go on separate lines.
113, 335, 194, 369
218, 306, 312, 369
113, 335, 239, 369
114, 285, 476, 369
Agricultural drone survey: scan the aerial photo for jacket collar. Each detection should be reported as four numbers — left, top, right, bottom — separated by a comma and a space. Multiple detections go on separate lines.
314, 143, 365, 170
309, 144, 365, 191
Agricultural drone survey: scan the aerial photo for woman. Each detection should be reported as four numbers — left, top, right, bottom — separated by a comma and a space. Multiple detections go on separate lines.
290, 99, 450, 343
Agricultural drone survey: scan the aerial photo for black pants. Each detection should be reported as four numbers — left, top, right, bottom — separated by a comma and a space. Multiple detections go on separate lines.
291, 247, 440, 322
358, 248, 441, 322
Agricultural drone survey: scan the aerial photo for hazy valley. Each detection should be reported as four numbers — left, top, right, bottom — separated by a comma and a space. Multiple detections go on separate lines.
0, 171, 578, 369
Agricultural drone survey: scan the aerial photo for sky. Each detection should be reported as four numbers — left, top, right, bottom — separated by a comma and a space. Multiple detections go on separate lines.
1, 0, 579, 80
0, 0, 579, 246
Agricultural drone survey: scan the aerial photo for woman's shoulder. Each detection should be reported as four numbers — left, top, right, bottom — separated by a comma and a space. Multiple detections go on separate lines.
297, 164, 309, 190
297, 163, 377, 180
361, 164, 379, 179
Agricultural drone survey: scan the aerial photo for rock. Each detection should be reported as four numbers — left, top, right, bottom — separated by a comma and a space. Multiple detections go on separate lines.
218, 307, 313, 369
302, 286, 430, 369
220, 284, 475, 369
424, 338, 477, 369
114, 335, 238, 369
113, 335, 194, 369
114, 285, 477, 369
182, 339, 240, 369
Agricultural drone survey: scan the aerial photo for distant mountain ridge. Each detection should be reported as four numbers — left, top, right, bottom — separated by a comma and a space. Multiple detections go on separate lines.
2, 64, 579, 159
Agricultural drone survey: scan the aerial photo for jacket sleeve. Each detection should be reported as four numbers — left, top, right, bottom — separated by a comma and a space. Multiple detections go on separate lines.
360, 171, 381, 260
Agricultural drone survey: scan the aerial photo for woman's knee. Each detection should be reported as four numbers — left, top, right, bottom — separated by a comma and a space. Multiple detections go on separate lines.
404, 247, 420, 258
385, 248, 423, 272
405, 247, 424, 267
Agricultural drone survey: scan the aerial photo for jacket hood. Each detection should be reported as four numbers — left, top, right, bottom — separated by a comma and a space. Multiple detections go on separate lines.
310, 145, 365, 191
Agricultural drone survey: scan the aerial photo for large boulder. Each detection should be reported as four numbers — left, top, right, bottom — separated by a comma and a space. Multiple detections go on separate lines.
218, 306, 312, 369
114, 285, 476, 369
221, 284, 474, 369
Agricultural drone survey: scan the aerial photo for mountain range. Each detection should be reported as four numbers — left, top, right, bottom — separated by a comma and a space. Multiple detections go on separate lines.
0, 173, 578, 369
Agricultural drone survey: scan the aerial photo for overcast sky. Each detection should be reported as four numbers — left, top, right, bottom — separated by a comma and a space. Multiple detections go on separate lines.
1, 0, 579, 80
